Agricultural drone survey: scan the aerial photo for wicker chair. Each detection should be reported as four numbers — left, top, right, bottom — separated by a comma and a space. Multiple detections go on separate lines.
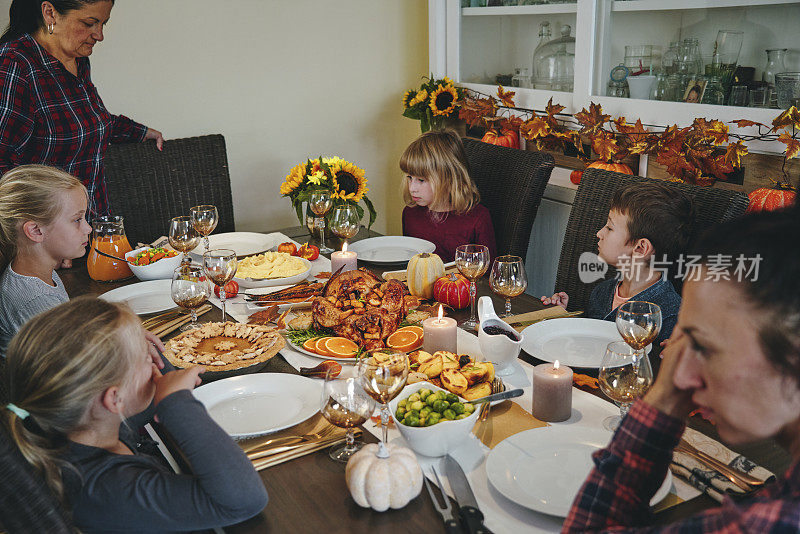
462, 138, 555, 259
554, 169, 749, 312
104, 134, 235, 247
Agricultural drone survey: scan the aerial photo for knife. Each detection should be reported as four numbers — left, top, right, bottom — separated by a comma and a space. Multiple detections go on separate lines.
445, 456, 493, 534
469, 388, 523, 405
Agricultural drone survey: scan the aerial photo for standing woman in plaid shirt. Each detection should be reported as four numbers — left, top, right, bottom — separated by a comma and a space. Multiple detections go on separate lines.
0, 0, 163, 219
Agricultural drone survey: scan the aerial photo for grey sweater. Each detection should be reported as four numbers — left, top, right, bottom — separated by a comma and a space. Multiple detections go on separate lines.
62, 390, 268, 533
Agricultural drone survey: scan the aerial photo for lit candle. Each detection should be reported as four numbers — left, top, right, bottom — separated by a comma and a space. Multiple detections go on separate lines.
531, 360, 573, 422
422, 305, 457, 354
330, 242, 358, 273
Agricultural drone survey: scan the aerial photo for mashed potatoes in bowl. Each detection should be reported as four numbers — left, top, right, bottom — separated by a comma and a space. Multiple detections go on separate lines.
234, 252, 312, 288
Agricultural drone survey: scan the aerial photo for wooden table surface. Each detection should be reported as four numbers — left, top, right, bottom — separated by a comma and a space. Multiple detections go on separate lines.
58, 225, 792, 533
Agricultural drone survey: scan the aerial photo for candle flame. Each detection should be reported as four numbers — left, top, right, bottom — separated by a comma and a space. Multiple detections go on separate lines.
438, 305, 444, 321
342, 241, 348, 252
554, 360, 560, 370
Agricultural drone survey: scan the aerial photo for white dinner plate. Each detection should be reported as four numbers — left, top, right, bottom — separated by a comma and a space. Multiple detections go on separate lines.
234, 257, 312, 289
520, 318, 649, 369
283, 337, 360, 362
189, 232, 277, 258
192, 374, 322, 439
486, 426, 673, 517
99, 279, 174, 315
348, 236, 435, 264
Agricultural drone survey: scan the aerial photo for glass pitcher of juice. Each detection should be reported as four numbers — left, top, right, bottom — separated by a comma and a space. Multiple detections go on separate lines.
87, 216, 133, 281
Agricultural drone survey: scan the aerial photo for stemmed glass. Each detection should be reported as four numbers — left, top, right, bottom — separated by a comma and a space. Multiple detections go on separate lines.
168, 216, 200, 265
329, 204, 361, 243
598, 341, 654, 431
455, 244, 490, 329
308, 190, 334, 255
320, 367, 376, 462
190, 205, 219, 254
615, 301, 662, 360
202, 249, 237, 321
357, 350, 409, 454
489, 255, 528, 317
170, 264, 210, 331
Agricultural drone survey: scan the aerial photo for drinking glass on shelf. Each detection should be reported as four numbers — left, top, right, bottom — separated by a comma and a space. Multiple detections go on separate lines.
329, 204, 361, 242
357, 350, 409, 450
190, 205, 219, 254
455, 244, 490, 329
489, 255, 528, 317
598, 341, 654, 431
202, 249, 237, 321
308, 190, 334, 255
170, 264, 210, 331
615, 301, 662, 359
168, 216, 200, 265
320, 367, 376, 462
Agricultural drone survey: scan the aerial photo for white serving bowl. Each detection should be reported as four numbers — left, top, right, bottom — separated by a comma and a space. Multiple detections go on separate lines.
389, 382, 480, 457
125, 247, 183, 281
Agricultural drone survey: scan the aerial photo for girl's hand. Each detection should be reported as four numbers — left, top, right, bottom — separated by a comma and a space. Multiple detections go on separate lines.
145, 128, 164, 151
541, 292, 569, 308
152, 366, 203, 407
143, 329, 165, 369
643, 331, 696, 419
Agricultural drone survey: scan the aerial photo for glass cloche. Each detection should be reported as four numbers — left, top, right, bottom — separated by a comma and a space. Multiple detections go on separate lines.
532, 24, 575, 92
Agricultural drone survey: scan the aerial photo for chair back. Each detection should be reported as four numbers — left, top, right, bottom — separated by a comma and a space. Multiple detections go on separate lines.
105, 134, 235, 246
554, 169, 749, 312
463, 138, 555, 259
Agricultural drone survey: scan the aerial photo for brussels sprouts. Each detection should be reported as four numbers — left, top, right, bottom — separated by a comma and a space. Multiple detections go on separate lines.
419, 388, 432, 400
443, 409, 456, 420
410, 400, 425, 412
463, 403, 475, 414
425, 412, 441, 426
408, 393, 420, 403
451, 402, 465, 415
445, 393, 459, 405
395, 407, 406, 419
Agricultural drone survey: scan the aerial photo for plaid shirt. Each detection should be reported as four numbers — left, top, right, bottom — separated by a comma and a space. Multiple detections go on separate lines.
0, 34, 147, 216
563, 400, 800, 533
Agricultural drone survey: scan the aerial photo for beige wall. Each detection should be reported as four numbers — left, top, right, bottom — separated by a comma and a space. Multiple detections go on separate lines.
0, 0, 428, 235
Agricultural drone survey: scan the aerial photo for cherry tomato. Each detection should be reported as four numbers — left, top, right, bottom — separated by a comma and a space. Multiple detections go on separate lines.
277, 242, 297, 255
214, 280, 239, 298
297, 243, 320, 261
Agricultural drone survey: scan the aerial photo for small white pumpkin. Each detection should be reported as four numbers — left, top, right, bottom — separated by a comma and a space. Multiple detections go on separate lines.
407, 252, 445, 299
345, 442, 423, 512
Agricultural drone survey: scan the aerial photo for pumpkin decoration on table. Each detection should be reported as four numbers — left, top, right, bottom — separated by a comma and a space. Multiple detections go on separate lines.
570, 160, 634, 185
406, 252, 445, 299
481, 127, 520, 149
433, 273, 470, 310
345, 442, 423, 512
746, 181, 797, 213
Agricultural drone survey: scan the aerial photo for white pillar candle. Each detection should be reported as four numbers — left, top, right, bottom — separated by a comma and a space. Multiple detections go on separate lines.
422, 306, 457, 354
330, 243, 358, 273
531, 360, 573, 422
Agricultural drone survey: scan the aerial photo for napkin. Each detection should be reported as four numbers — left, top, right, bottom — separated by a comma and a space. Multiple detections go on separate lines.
504, 306, 579, 332
473, 401, 548, 449
670, 427, 775, 502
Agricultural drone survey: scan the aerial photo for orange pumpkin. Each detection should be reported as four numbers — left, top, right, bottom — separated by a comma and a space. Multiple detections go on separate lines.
481, 128, 520, 150
571, 161, 634, 185
433, 273, 470, 310
746, 183, 797, 213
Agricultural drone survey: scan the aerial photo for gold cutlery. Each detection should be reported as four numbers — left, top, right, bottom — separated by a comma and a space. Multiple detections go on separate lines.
243, 425, 337, 454
150, 304, 212, 338
511, 310, 584, 331
247, 427, 343, 461
249, 430, 358, 471
675, 439, 765, 491
141, 309, 183, 329
479, 377, 504, 422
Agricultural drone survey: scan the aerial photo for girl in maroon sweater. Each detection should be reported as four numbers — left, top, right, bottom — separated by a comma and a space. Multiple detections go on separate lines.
399, 130, 497, 263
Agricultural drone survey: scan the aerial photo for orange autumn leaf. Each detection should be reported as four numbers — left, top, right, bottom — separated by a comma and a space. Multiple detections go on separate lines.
591, 132, 619, 162
575, 103, 611, 136
497, 85, 516, 108
520, 117, 551, 140
545, 97, 565, 119
772, 106, 800, 131
616, 118, 650, 154
573, 373, 598, 389
730, 119, 765, 129
458, 97, 496, 127
656, 144, 698, 182
724, 140, 749, 168
778, 132, 800, 159
692, 118, 729, 145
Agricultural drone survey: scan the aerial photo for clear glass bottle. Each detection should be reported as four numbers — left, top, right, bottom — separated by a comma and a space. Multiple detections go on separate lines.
532, 21, 552, 89
701, 76, 725, 105
662, 41, 679, 75
607, 64, 630, 98
511, 67, 532, 88
763, 48, 787, 108
532, 24, 575, 92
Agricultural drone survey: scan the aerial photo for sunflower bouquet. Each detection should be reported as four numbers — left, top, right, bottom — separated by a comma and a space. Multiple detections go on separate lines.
280, 156, 376, 228
402, 75, 465, 133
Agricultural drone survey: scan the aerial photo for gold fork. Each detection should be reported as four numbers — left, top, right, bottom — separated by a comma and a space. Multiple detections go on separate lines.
243, 425, 337, 455
479, 378, 504, 422
675, 439, 765, 492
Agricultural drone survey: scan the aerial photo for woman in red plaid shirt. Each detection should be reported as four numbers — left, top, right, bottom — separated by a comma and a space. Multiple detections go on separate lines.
0, 0, 163, 218
564, 207, 800, 532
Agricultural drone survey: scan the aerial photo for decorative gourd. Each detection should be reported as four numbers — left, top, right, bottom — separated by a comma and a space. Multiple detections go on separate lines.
571, 160, 634, 185
746, 182, 797, 213
433, 273, 470, 309
407, 252, 445, 299
345, 442, 423, 512
481, 128, 520, 149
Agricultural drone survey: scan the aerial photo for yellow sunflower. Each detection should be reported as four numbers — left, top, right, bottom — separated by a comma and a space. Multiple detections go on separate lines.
409, 88, 428, 107
280, 162, 307, 196
402, 89, 417, 109
429, 84, 458, 116
325, 157, 368, 202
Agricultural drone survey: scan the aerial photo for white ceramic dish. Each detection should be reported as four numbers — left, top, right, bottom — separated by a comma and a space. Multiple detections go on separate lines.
520, 318, 649, 369
486, 426, 673, 517
234, 257, 312, 289
125, 247, 182, 281
245, 285, 315, 312
189, 232, 279, 259
192, 374, 322, 439
99, 279, 174, 315
283, 337, 360, 363
348, 236, 435, 264
389, 381, 480, 457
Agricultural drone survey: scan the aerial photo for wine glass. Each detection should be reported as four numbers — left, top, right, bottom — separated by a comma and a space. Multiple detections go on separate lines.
329, 204, 361, 244
320, 367, 376, 462
615, 301, 662, 360
202, 249, 237, 321
489, 255, 528, 317
357, 350, 409, 452
598, 341, 654, 431
455, 244, 490, 329
308, 190, 334, 255
168, 216, 200, 265
170, 264, 210, 331
190, 205, 219, 254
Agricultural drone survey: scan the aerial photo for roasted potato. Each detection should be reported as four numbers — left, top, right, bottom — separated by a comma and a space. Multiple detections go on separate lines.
429, 377, 443, 389
460, 362, 490, 386
441, 368, 468, 396
478, 361, 495, 384
413, 350, 436, 365
287, 312, 313, 330
438, 351, 460, 371
407, 371, 428, 384
462, 381, 492, 401
418, 355, 443, 378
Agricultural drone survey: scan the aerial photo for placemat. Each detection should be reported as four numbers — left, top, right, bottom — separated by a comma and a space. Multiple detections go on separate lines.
473, 401, 548, 449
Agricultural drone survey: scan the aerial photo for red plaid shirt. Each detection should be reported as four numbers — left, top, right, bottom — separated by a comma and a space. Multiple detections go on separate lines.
0, 34, 147, 216
563, 400, 800, 533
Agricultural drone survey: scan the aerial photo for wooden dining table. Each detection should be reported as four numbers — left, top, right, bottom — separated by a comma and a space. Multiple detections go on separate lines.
58, 225, 793, 533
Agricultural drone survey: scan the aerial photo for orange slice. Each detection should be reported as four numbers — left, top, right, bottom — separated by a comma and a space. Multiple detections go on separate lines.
314, 337, 334, 356
386, 330, 421, 352
302, 338, 319, 352
397, 325, 424, 339
324, 337, 359, 358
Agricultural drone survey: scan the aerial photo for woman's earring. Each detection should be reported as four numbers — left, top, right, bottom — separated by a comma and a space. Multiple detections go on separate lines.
48, 23, 54, 35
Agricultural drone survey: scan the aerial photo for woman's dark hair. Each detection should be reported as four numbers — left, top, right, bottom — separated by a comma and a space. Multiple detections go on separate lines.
0, 0, 113, 45
692, 206, 800, 382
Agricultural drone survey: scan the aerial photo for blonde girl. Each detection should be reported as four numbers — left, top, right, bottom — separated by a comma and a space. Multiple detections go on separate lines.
400, 129, 497, 262
0, 164, 90, 355
2, 297, 268, 531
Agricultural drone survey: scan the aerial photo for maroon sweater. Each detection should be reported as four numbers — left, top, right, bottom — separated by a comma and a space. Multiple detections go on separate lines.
402, 204, 497, 263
